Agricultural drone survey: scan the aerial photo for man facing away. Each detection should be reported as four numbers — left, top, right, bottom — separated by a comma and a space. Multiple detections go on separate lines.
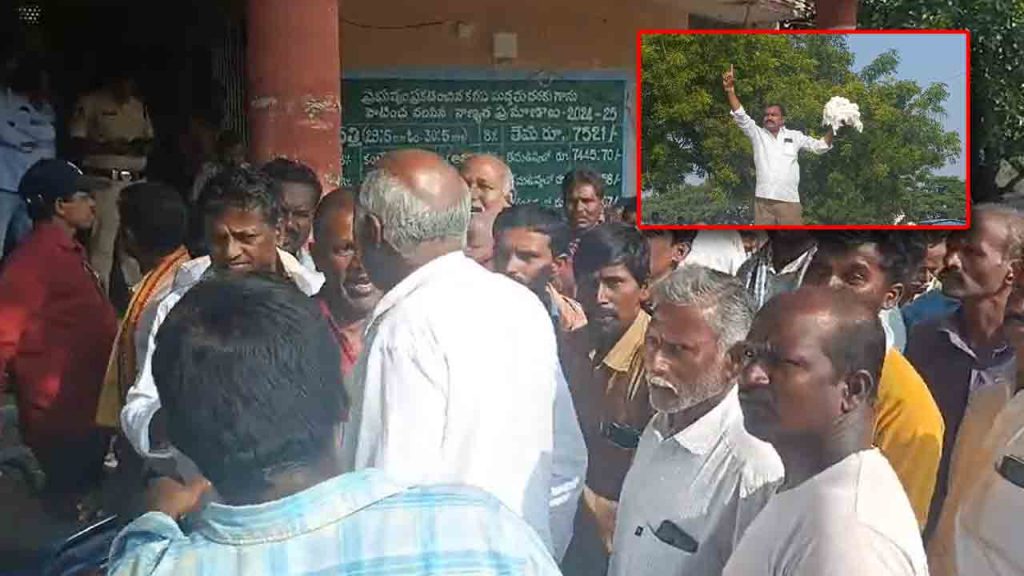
723, 64, 833, 225
724, 288, 928, 575
350, 149, 587, 559
610, 265, 782, 576
107, 274, 561, 575
493, 203, 587, 336
803, 231, 945, 529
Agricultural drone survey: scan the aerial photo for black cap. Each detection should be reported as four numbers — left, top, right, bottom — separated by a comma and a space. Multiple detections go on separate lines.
18, 159, 107, 210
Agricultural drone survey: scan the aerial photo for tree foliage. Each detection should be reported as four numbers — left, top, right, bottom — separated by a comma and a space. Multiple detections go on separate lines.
641, 34, 963, 225
859, 0, 1024, 202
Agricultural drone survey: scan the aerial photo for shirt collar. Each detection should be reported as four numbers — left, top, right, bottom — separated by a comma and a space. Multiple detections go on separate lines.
762, 243, 817, 276
653, 386, 740, 456
176, 248, 321, 296
601, 310, 651, 373
368, 250, 467, 326
195, 469, 409, 545
938, 308, 1011, 361
34, 221, 82, 253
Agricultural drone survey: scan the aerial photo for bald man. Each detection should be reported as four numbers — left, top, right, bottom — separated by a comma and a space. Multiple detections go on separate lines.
310, 187, 382, 377
459, 153, 514, 215
351, 149, 587, 559
724, 289, 928, 576
465, 210, 496, 270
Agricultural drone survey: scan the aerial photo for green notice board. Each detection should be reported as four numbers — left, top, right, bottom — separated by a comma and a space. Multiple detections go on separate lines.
341, 76, 628, 205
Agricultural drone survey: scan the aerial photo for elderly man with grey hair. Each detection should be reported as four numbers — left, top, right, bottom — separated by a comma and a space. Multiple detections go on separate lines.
350, 149, 587, 560
459, 153, 515, 214
609, 265, 782, 576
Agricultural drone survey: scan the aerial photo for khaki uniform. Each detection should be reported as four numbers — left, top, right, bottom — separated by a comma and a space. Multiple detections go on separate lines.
69, 89, 154, 293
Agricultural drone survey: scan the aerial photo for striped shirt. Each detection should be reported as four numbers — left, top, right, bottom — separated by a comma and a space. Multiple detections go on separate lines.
108, 469, 561, 575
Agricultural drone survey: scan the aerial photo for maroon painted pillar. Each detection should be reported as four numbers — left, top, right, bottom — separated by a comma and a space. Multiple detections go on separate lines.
816, 0, 859, 28
246, 0, 341, 193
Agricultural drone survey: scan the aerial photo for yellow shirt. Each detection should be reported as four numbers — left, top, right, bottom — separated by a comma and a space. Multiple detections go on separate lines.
874, 347, 945, 529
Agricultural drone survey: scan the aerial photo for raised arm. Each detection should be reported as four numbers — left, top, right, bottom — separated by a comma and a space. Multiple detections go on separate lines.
723, 64, 742, 111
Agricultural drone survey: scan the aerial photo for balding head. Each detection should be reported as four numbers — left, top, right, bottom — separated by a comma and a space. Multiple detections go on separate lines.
465, 211, 497, 270
356, 150, 472, 290
313, 187, 356, 241
459, 154, 514, 215
736, 287, 883, 447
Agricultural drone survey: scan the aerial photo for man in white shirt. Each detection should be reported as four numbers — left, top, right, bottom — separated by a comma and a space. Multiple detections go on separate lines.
723, 65, 834, 225
121, 166, 324, 464
459, 153, 514, 215
610, 265, 782, 576
724, 288, 928, 576
351, 149, 588, 559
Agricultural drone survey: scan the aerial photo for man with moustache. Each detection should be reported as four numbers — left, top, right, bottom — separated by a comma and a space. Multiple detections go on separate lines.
558, 168, 608, 298
561, 223, 651, 575
260, 158, 325, 285
310, 188, 383, 472
927, 264, 1024, 575
803, 232, 944, 528
609, 266, 782, 576
724, 289, 928, 576
310, 188, 382, 377
493, 203, 587, 335
121, 166, 324, 463
906, 204, 1024, 537
459, 153, 514, 215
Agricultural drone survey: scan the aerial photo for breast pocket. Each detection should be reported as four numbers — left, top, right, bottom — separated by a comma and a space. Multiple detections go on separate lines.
781, 140, 799, 157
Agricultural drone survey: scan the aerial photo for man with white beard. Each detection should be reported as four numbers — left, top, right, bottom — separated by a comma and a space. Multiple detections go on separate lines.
609, 265, 782, 576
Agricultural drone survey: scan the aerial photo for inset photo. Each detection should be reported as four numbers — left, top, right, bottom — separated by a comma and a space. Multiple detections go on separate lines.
638, 30, 969, 228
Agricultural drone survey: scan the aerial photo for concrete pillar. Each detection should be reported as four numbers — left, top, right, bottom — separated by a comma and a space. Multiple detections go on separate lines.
246, 0, 341, 193
815, 0, 859, 29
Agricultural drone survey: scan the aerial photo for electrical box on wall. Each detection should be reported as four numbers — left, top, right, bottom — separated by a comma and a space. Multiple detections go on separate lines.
493, 32, 518, 59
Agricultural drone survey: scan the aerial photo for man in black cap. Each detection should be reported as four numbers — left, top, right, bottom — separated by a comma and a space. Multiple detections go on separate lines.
0, 159, 118, 520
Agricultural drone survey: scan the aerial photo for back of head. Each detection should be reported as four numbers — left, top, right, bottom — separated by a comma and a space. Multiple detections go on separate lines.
561, 167, 606, 201
644, 228, 697, 247
152, 273, 347, 502
815, 231, 922, 286
769, 288, 887, 393
119, 182, 186, 257
358, 150, 471, 257
574, 223, 649, 285
493, 203, 571, 257
313, 187, 356, 241
652, 264, 754, 353
198, 165, 281, 227
260, 158, 322, 197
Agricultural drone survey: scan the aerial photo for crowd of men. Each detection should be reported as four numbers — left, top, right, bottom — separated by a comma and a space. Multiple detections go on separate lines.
2, 58, 1023, 576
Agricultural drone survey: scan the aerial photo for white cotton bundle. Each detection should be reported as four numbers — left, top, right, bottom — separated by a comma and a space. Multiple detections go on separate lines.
822, 96, 864, 133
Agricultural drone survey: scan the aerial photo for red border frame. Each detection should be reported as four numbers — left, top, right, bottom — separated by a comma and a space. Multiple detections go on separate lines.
634, 28, 971, 231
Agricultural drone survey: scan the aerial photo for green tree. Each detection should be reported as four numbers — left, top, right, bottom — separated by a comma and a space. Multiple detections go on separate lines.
859, 0, 1024, 203
641, 34, 963, 224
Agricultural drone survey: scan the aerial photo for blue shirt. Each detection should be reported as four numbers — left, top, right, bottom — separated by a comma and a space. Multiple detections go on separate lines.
107, 469, 561, 575
901, 288, 960, 333
0, 87, 56, 193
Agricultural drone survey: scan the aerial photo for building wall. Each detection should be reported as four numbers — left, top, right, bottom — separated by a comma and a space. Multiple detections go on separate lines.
340, 0, 688, 71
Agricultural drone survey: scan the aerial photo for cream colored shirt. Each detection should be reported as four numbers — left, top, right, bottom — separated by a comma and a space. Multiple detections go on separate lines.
69, 88, 154, 172
724, 449, 928, 576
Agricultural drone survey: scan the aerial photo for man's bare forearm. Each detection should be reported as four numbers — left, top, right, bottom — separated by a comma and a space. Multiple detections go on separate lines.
726, 88, 742, 112
823, 127, 834, 146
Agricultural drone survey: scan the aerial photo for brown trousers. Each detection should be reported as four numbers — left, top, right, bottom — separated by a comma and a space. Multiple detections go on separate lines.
754, 197, 803, 225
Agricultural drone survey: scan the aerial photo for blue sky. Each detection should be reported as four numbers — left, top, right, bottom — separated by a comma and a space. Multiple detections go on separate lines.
846, 33, 968, 178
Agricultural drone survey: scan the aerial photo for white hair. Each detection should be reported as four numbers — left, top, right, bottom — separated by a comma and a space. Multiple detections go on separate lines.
651, 264, 754, 353
465, 154, 515, 202
357, 168, 471, 257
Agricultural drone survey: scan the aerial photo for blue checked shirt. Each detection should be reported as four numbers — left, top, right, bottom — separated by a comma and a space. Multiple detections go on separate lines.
107, 469, 562, 575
